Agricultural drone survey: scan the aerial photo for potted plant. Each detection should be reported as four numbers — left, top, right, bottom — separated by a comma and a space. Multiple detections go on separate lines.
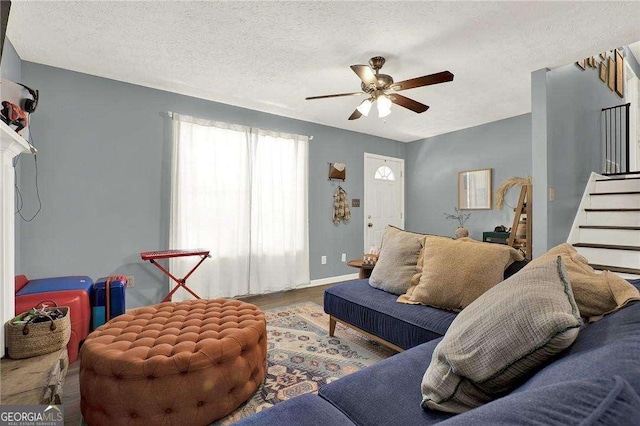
444, 207, 471, 238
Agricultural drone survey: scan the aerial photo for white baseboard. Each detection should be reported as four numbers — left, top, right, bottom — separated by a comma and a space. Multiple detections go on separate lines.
304, 273, 360, 287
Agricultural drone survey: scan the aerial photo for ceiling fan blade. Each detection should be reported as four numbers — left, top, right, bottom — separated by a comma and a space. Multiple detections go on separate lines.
391, 71, 454, 91
348, 109, 363, 120
350, 65, 377, 87
389, 94, 430, 113
306, 92, 365, 100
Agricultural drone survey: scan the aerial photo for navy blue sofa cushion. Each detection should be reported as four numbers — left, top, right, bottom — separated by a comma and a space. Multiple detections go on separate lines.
318, 299, 640, 425
439, 376, 640, 426
237, 280, 639, 425
232, 393, 354, 426
319, 339, 454, 425
319, 280, 640, 423
324, 279, 457, 349
323, 260, 529, 350
516, 286, 640, 394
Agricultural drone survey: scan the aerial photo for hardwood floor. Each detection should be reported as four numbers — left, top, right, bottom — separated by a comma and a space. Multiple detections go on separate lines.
238, 283, 331, 309
63, 362, 81, 425
62, 283, 336, 425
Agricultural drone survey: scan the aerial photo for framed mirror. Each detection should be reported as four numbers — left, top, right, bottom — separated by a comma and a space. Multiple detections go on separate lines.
458, 168, 492, 210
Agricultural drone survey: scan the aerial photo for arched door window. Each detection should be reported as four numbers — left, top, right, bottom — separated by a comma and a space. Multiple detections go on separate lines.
374, 165, 395, 181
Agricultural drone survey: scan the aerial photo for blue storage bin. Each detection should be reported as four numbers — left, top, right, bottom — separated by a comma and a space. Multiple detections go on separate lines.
92, 276, 126, 330
16, 275, 93, 296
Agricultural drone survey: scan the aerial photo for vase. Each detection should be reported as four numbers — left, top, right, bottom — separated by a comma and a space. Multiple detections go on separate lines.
455, 227, 469, 239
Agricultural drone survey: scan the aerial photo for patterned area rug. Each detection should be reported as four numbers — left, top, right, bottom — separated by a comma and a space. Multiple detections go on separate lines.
214, 302, 395, 424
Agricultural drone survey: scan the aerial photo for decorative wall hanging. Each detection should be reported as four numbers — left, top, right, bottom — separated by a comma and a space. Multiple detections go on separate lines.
615, 49, 624, 98
599, 62, 607, 82
328, 162, 346, 181
458, 168, 492, 210
608, 57, 616, 91
575, 49, 625, 97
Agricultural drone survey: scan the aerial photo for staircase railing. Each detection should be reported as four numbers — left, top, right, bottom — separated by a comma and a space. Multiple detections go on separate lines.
601, 103, 630, 175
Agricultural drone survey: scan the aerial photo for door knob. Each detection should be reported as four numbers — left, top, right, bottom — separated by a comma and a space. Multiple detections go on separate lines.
368, 223, 373, 228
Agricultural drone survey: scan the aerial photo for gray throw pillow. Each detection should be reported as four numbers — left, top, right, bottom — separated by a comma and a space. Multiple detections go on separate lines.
369, 226, 425, 295
421, 256, 582, 413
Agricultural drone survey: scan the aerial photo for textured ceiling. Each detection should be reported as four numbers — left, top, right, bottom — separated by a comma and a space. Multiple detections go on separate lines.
6, 1, 640, 142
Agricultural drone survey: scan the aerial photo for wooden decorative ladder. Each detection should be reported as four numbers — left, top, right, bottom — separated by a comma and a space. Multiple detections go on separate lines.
508, 183, 532, 260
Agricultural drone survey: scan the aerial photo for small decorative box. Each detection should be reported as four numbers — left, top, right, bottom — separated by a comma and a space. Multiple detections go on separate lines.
363, 253, 379, 266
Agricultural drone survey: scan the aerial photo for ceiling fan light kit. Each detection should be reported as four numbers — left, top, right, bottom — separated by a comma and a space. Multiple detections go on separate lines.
376, 95, 392, 118
356, 98, 373, 116
378, 107, 391, 118
306, 56, 454, 120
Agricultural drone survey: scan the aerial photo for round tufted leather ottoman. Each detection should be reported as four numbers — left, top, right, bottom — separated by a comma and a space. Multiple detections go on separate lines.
79, 299, 267, 425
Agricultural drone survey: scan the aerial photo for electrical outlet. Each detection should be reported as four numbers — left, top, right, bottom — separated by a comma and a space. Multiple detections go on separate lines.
549, 187, 556, 202
125, 275, 135, 288
341, 253, 346, 262
321, 256, 327, 265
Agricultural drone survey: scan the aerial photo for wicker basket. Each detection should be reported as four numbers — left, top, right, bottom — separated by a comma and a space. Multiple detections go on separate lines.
6, 303, 71, 359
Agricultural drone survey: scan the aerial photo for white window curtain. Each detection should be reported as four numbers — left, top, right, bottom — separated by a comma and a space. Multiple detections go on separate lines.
169, 113, 309, 300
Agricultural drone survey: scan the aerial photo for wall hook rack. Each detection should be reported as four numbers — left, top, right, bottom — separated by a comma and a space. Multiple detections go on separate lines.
328, 162, 346, 181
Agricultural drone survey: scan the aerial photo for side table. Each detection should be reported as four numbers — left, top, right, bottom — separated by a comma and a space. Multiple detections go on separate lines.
347, 259, 375, 279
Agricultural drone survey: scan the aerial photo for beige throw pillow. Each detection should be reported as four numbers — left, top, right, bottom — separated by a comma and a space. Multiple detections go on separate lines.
399, 237, 524, 311
397, 235, 450, 305
421, 256, 582, 414
526, 243, 640, 321
369, 226, 425, 295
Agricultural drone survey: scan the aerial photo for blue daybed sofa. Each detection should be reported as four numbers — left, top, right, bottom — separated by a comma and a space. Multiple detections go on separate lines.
323, 260, 527, 352
236, 277, 640, 425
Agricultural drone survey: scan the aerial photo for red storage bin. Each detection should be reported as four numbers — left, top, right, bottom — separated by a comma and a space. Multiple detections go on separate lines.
14, 275, 92, 363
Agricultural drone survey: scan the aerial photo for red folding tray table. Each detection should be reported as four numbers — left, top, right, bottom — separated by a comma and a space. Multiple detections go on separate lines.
140, 249, 211, 302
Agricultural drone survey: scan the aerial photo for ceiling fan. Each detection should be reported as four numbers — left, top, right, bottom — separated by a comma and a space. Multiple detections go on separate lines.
306, 56, 454, 120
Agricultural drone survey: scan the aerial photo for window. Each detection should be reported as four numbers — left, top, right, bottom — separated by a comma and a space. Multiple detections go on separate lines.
170, 114, 309, 299
374, 165, 395, 181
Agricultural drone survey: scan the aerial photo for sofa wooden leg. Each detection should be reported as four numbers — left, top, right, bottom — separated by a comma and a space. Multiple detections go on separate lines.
329, 316, 336, 337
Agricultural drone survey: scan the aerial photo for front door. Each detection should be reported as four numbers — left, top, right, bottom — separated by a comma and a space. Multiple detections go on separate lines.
364, 153, 404, 252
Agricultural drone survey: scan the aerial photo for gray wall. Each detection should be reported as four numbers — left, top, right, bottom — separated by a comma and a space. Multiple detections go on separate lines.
1, 38, 22, 274
623, 46, 640, 77
15, 49, 635, 308
405, 114, 532, 240
19, 62, 404, 308
1, 39, 21, 81
545, 61, 622, 248
531, 68, 549, 257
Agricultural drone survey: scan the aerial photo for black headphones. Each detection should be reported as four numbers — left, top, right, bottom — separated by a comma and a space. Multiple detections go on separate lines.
17, 83, 39, 113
